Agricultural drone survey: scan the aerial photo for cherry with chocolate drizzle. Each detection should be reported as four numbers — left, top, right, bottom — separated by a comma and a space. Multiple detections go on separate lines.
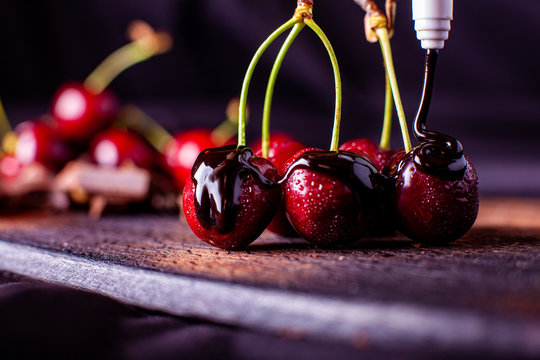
282, 148, 385, 246
253, 0, 384, 246
393, 50, 479, 243
249, 0, 387, 247
183, 145, 281, 249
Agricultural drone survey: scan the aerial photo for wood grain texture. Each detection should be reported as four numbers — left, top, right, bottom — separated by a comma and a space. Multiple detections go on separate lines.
0, 197, 539, 356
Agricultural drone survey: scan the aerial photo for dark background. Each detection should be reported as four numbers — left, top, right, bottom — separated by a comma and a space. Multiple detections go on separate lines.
0, 0, 539, 195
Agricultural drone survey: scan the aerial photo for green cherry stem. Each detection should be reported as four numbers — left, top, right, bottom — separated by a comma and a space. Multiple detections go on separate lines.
238, 17, 299, 147
304, 18, 342, 152
84, 21, 172, 94
376, 27, 411, 153
118, 105, 172, 152
379, 71, 392, 150
0, 97, 11, 142
261, 23, 305, 158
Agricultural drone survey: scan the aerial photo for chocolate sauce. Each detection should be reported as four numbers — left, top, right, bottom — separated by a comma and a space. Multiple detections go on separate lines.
279, 150, 384, 213
413, 49, 467, 178
191, 145, 277, 234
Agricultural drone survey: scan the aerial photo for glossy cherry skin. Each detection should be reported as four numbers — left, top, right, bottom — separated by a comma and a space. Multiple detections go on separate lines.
163, 129, 219, 191
393, 154, 479, 243
182, 147, 281, 249
339, 138, 404, 173
282, 148, 383, 247
90, 128, 155, 169
252, 132, 306, 237
13, 120, 74, 170
51, 82, 118, 143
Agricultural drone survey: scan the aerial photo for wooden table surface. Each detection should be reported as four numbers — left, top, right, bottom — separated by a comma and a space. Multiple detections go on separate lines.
1, 197, 539, 358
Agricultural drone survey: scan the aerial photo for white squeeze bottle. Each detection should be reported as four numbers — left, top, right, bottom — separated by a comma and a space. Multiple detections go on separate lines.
412, 0, 453, 50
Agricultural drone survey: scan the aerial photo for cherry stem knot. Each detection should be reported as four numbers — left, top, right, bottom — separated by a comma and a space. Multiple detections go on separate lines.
294, 0, 314, 20
354, 0, 396, 38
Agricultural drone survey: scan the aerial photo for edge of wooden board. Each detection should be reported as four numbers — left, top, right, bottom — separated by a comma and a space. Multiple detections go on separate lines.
1, 239, 539, 357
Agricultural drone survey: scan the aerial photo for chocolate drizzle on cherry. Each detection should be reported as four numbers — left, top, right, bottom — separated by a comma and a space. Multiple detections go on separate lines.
281, 149, 385, 246
392, 49, 479, 244
191, 145, 277, 234
412, 49, 467, 179
280, 150, 382, 208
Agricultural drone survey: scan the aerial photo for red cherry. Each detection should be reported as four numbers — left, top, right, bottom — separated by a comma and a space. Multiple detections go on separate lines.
393, 153, 479, 243
282, 148, 383, 247
251, 132, 305, 171
13, 120, 73, 170
182, 145, 281, 249
51, 83, 118, 143
90, 128, 155, 169
392, 48, 479, 243
339, 138, 404, 173
0, 154, 23, 179
163, 129, 219, 190
252, 132, 305, 237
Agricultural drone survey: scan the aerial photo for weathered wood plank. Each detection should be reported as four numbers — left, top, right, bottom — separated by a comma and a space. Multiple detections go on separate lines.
0, 198, 539, 312
1, 240, 539, 358
0, 197, 539, 356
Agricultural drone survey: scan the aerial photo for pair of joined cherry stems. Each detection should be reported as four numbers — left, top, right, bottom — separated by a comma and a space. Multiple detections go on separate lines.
183, 0, 479, 250
0, 21, 241, 197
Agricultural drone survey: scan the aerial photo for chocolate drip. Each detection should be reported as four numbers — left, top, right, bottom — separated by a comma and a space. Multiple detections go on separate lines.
280, 150, 383, 213
413, 49, 467, 178
191, 145, 277, 234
